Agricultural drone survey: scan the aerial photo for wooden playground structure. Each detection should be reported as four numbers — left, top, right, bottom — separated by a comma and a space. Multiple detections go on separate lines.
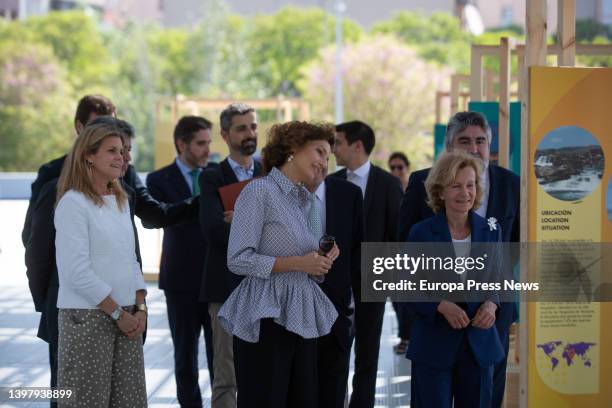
436, 0, 612, 407
435, 1, 612, 407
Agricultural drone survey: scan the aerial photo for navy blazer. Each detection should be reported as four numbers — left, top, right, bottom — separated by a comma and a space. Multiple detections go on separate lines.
398, 164, 520, 243
406, 211, 505, 369
198, 158, 263, 303
146, 161, 217, 292
399, 164, 520, 333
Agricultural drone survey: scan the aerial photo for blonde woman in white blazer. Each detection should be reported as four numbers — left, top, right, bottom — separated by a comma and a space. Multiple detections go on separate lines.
55, 122, 147, 408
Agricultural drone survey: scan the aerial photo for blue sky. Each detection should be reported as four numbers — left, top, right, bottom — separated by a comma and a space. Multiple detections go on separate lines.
538, 126, 600, 150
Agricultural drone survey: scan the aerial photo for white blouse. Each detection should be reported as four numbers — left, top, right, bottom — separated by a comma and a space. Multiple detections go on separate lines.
55, 190, 146, 309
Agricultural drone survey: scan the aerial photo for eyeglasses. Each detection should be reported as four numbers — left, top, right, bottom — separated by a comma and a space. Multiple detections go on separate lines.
390, 165, 405, 171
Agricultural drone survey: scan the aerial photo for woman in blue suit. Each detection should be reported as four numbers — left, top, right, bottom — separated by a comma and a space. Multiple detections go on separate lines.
406, 151, 505, 408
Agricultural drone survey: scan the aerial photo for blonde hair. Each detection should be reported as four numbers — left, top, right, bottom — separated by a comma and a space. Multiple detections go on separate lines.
57, 122, 128, 210
425, 151, 483, 213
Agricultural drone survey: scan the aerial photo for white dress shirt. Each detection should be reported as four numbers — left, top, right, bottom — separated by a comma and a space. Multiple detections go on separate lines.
346, 160, 371, 197
227, 156, 255, 181
55, 190, 147, 309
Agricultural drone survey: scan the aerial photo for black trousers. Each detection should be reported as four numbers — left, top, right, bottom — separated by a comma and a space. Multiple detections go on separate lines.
165, 290, 214, 408
234, 319, 317, 408
349, 301, 385, 408
318, 316, 352, 408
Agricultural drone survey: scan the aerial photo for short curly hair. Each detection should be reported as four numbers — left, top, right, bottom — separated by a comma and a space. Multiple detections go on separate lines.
425, 151, 483, 213
261, 121, 335, 173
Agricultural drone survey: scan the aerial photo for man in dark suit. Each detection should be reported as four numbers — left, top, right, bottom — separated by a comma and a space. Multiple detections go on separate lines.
147, 116, 216, 408
199, 103, 262, 408
331, 120, 403, 408
305, 165, 364, 408
22, 94, 117, 246
24, 116, 201, 408
397, 111, 520, 407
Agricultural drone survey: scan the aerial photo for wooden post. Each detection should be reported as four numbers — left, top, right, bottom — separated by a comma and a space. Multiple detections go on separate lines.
450, 74, 461, 115
557, 0, 576, 66
435, 91, 444, 124
470, 47, 484, 101
451, 74, 470, 115
486, 69, 496, 101
282, 99, 292, 122
517, 46, 527, 126
298, 101, 310, 121
498, 37, 514, 169
521, 1, 548, 407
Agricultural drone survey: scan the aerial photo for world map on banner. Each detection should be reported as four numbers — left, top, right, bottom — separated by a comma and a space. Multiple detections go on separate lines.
537, 341, 597, 371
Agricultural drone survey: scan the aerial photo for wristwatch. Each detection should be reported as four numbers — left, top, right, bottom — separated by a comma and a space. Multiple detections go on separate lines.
110, 306, 123, 321
135, 303, 148, 314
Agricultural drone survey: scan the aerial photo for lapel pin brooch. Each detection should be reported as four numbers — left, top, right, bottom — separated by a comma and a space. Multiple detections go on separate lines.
487, 217, 498, 231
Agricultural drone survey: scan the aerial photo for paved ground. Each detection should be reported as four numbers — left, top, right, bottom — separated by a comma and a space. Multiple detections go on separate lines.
0, 200, 411, 407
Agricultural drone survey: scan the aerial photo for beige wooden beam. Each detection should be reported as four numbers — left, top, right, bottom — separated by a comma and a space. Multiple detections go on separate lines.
297, 101, 310, 121
558, 0, 576, 66
450, 74, 470, 115
156, 98, 305, 111
498, 37, 515, 170
435, 91, 444, 124
521, 1, 548, 407
485, 69, 496, 101
450, 77, 460, 116
470, 47, 484, 101
475, 43, 612, 59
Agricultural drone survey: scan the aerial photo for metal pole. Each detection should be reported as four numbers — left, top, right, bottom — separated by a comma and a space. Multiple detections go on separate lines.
18, 0, 27, 20
334, 0, 345, 124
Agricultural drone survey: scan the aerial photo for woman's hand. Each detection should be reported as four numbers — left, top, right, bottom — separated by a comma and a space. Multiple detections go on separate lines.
116, 311, 140, 337
299, 252, 333, 276
127, 310, 147, 339
323, 243, 340, 262
471, 301, 497, 329
437, 300, 470, 329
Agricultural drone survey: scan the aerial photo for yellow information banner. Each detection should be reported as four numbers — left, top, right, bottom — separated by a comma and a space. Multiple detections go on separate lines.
528, 67, 612, 406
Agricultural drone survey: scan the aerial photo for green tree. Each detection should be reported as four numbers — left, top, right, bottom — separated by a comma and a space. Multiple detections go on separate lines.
372, 11, 472, 72
0, 41, 75, 171
102, 22, 160, 170
300, 35, 449, 170
575, 19, 611, 42
0, 11, 116, 91
472, 30, 526, 73
247, 6, 362, 96
577, 36, 612, 67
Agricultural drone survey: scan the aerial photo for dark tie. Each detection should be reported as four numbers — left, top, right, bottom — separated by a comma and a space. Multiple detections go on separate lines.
190, 169, 200, 196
